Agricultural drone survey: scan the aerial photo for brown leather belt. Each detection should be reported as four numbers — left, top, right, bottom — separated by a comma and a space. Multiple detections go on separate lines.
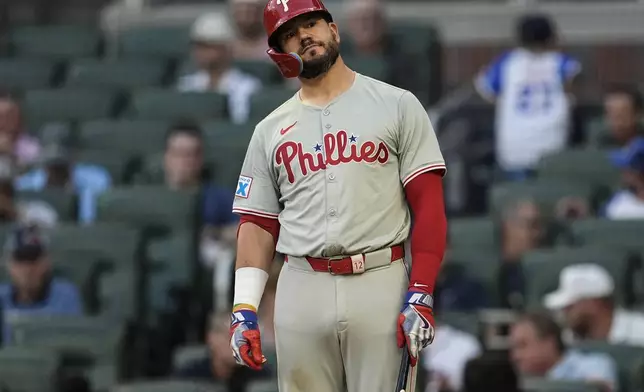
299, 245, 405, 275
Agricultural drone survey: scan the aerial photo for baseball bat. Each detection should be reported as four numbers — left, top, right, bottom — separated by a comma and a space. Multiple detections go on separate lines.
395, 348, 411, 392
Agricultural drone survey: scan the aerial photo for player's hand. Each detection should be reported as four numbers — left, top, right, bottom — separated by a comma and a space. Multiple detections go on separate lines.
230, 304, 267, 370
396, 288, 436, 367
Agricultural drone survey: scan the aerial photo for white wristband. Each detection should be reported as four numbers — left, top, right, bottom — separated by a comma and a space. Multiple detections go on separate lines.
233, 267, 269, 311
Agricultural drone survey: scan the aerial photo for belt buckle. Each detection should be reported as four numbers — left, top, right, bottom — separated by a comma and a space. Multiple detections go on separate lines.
327, 258, 340, 275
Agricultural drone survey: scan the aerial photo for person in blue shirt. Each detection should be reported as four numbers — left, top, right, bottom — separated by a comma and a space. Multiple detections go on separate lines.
14, 144, 111, 224
0, 224, 82, 344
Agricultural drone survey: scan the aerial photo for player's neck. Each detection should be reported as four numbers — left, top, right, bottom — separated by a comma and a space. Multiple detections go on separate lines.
298, 58, 355, 107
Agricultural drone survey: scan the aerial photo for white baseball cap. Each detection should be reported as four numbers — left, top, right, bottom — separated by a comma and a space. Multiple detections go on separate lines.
191, 13, 234, 43
544, 264, 615, 310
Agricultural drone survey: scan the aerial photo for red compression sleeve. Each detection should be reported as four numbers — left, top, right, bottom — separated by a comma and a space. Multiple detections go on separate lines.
238, 214, 280, 247
404, 171, 447, 293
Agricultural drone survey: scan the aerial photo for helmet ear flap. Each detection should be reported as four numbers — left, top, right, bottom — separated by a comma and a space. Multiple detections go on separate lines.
267, 49, 304, 78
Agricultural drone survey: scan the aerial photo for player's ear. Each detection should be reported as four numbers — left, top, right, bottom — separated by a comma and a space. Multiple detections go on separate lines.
329, 22, 341, 44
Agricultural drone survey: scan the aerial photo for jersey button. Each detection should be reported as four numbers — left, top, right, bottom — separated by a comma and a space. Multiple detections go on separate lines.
325, 124, 331, 129
329, 208, 337, 217
323, 109, 330, 116
328, 173, 335, 180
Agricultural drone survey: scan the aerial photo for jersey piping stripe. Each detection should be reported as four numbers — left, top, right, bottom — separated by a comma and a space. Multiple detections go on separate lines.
402, 163, 446, 187
232, 207, 280, 219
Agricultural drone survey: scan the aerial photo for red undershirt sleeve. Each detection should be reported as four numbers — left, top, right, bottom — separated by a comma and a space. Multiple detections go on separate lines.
237, 214, 281, 248
404, 171, 447, 293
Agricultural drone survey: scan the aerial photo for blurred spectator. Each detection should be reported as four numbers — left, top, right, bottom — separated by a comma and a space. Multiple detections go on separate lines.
599, 85, 643, 147
434, 262, 488, 311
509, 311, 617, 392
229, 0, 268, 60
544, 264, 644, 347
0, 177, 57, 228
177, 12, 262, 124
174, 312, 270, 389
475, 14, 580, 180
0, 225, 82, 343
0, 93, 41, 171
344, 0, 426, 101
462, 353, 520, 392
423, 322, 482, 392
554, 196, 591, 222
157, 123, 237, 312
15, 144, 112, 224
499, 199, 544, 309
603, 137, 644, 219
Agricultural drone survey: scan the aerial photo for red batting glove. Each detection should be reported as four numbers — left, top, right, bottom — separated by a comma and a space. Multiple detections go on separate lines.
396, 288, 436, 367
230, 304, 266, 370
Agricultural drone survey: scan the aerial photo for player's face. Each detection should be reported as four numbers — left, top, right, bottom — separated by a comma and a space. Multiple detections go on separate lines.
278, 14, 341, 79
192, 41, 230, 71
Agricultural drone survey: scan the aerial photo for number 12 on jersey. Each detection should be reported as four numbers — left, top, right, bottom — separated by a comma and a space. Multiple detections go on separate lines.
516, 82, 556, 114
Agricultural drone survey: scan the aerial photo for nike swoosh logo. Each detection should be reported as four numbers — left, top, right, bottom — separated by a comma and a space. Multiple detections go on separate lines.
413, 283, 428, 288
280, 121, 297, 135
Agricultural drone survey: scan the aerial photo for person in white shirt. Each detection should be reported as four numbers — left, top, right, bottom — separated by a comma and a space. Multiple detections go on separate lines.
510, 311, 618, 392
544, 263, 644, 347
603, 137, 644, 219
475, 14, 581, 180
177, 12, 262, 124
423, 324, 482, 392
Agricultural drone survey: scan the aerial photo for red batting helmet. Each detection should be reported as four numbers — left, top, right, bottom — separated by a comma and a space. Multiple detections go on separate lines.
263, 0, 333, 78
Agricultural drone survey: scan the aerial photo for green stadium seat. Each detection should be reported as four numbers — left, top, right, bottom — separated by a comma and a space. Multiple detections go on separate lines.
147, 231, 197, 286
78, 120, 169, 155
10, 25, 102, 58
128, 90, 227, 120
570, 219, 644, 252
488, 180, 595, 220
66, 59, 168, 89
97, 186, 199, 232
537, 149, 619, 191
248, 380, 279, 392
75, 149, 137, 184
234, 59, 281, 84
111, 381, 225, 392
522, 247, 633, 307
18, 189, 78, 221
99, 268, 137, 322
208, 144, 249, 189
0, 59, 55, 90
448, 217, 497, 251
0, 347, 61, 392
443, 249, 501, 306
23, 89, 118, 124
50, 223, 142, 268
119, 26, 191, 59
521, 378, 602, 392
172, 345, 207, 370
249, 87, 297, 120
389, 23, 441, 54
86, 364, 118, 392
574, 341, 644, 392
50, 249, 102, 311
343, 55, 388, 80
202, 119, 255, 147
6, 315, 124, 365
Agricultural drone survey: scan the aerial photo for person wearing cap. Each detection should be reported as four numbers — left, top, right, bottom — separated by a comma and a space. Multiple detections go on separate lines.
544, 264, 644, 347
177, 12, 262, 125
14, 143, 112, 224
229, 0, 269, 60
603, 136, 644, 219
0, 225, 82, 343
475, 14, 580, 181
509, 311, 617, 392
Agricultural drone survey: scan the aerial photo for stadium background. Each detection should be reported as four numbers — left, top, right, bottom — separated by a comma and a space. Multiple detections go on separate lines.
1, 0, 644, 391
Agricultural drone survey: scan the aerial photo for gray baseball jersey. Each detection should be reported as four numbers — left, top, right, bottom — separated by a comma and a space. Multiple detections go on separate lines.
232, 73, 445, 258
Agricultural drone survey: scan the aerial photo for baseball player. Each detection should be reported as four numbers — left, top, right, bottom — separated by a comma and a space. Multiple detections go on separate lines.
230, 1, 447, 391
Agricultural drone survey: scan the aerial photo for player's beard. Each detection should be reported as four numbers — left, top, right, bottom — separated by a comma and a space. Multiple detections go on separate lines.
299, 35, 340, 80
